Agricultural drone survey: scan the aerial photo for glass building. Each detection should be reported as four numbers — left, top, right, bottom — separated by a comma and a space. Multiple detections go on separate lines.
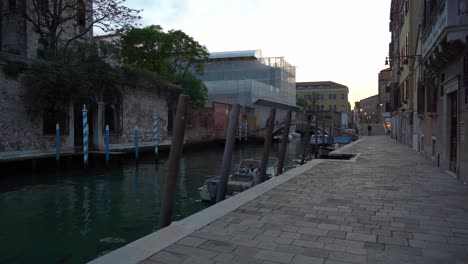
198, 50, 298, 131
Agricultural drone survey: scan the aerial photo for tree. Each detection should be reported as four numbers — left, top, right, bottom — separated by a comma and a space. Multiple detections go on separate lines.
120, 25, 210, 105
120, 25, 169, 73
296, 96, 305, 107
22, 43, 120, 114
17, 0, 141, 56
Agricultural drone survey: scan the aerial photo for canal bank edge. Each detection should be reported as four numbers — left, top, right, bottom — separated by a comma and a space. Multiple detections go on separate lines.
89, 161, 325, 264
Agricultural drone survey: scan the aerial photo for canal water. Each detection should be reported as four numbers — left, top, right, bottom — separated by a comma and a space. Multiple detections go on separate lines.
0, 138, 313, 264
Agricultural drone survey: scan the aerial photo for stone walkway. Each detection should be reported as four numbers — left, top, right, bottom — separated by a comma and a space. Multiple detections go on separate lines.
142, 136, 468, 264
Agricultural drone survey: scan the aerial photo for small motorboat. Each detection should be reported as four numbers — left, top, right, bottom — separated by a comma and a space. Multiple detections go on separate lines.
310, 133, 329, 146
199, 157, 279, 202
273, 134, 293, 142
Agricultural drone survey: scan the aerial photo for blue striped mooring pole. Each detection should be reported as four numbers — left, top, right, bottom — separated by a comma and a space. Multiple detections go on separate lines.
55, 123, 60, 161
105, 125, 110, 163
82, 105, 89, 167
153, 112, 159, 159
134, 125, 139, 161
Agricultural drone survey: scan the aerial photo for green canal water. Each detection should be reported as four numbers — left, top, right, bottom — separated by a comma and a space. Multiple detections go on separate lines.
0, 139, 312, 263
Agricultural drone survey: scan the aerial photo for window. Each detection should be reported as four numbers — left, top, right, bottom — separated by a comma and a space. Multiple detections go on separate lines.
405, 34, 409, 61
39, 0, 49, 13
341, 94, 345, 100
320, 94, 324, 100
329, 94, 332, 100
385, 102, 391, 112
341, 105, 345, 111
43, 110, 68, 135
77, 0, 86, 26
431, 138, 436, 157
333, 105, 337, 111
465, 36, 468, 104
385, 85, 391, 93
333, 94, 337, 100
328, 105, 332, 110
427, 76, 438, 113
104, 104, 122, 133
8, 0, 16, 10
321, 105, 324, 110
103, 91, 123, 133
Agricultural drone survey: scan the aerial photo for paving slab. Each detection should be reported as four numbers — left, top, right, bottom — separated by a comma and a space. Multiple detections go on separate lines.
91, 136, 468, 264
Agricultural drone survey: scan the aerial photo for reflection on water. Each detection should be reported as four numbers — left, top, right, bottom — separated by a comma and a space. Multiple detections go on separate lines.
0, 138, 312, 263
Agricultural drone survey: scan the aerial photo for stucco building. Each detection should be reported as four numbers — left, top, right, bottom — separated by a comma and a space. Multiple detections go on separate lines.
388, 0, 468, 179
296, 81, 350, 128
378, 68, 392, 129
358, 95, 379, 124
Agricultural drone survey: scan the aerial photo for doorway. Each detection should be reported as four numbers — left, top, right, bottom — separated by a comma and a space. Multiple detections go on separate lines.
449, 93, 457, 173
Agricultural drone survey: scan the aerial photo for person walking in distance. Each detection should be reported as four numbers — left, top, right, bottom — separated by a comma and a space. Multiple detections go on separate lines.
367, 124, 372, 136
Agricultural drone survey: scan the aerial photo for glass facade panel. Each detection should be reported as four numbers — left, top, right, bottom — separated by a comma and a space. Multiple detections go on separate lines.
198, 54, 296, 107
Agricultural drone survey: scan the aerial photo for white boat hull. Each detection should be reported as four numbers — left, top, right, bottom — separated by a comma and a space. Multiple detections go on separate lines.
199, 186, 212, 202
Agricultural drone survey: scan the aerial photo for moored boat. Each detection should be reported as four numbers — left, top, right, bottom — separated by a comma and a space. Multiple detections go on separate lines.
199, 157, 279, 202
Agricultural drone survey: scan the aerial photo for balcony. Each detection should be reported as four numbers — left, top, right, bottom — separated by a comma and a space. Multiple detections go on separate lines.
422, 1, 468, 58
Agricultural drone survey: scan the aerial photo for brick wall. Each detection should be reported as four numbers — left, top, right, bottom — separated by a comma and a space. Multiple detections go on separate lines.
109, 86, 170, 146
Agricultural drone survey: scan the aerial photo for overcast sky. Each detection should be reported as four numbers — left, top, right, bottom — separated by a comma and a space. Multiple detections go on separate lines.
123, 0, 392, 104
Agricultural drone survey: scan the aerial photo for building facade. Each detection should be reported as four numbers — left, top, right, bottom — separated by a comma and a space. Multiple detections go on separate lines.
378, 68, 392, 130
0, 1, 181, 156
1, 0, 93, 59
198, 50, 298, 132
419, 0, 468, 178
389, 0, 468, 179
296, 81, 350, 127
0, 67, 180, 153
359, 95, 379, 124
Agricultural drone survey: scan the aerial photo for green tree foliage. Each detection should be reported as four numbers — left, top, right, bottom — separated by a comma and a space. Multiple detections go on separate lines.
120, 25, 209, 106
177, 71, 208, 106
2, 60, 28, 78
22, 43, 120, 114
296, 96, 305, 107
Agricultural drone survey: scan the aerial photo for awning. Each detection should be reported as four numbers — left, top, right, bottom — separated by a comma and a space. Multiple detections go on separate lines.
253, 99, 302, 111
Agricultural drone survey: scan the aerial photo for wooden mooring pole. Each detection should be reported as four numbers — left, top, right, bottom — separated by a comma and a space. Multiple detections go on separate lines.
216, 104, 240, 203
56, 123, 60, 169
105, 125, 110, 166
258, 108, 276, 183
315, 114, 319, 158
159, 95, 189, 229
277, 110, 292, 175
300, 115, 311, 165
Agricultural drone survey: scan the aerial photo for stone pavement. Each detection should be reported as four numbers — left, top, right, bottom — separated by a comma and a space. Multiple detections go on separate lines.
143, 136, 468, 264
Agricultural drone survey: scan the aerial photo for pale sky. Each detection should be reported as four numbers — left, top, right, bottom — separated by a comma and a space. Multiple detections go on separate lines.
124, 0, 391, 104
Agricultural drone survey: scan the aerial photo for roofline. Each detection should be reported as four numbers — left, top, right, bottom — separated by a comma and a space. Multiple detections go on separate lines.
296, 81, 347, 88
